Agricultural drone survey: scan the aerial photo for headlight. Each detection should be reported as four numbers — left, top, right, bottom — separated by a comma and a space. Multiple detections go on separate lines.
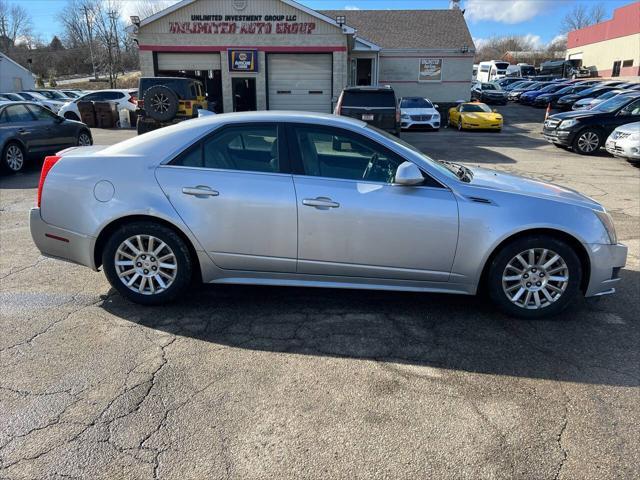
401, 114, 410, 120
594, 210, 617, 244
559, 119, 578, 129
629, 133, 639, 141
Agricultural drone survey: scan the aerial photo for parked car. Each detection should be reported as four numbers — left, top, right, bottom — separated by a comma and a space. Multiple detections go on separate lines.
502, 80, 531, 92
60, 90, 83, 99
0, 101, 92, 173
495, 77, 527, 88
572, 89, 628, 111
398, 97, 440, 130
26, 89, 73, 101
29, 111, 626, 318
58, 89, 138, 122
0, 92, 23, 101
533, 85, 592, 108
335, 86, 400, 135
471, 82, 507, 105
555, 85, 624, 111
448, 102, 503, 131
519, 83, 570, 105
542, 92, 640, 154
507, 82, 548, 101
14, 91, 65, 113
136, 77, 207, 135
605, 122, 640, 162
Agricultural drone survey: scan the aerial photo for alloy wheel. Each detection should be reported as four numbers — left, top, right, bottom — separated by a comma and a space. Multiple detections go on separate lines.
5, 145, 24, 172
501, 248, 569, 310
78, 133, 92, 146
150, 93, 170, 113
114, 234, 178, 295
577, 131, 599, 153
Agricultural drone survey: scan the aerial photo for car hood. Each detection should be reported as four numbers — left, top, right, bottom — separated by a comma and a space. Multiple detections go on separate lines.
612, 121, 640, 134
461, 112, 502, 121
548, 110, 602, 121
467, 167, 601, 209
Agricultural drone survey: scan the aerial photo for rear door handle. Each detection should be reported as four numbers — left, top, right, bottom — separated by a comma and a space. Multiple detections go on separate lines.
182, 186, 219, 197
302, 197, 340, 209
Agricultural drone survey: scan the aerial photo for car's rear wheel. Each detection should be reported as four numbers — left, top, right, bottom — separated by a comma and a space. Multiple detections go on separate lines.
102, 222, 193, 305
1, 142, 25, 174
143, 85, 178, 122
487, 235, 582, 318
572, 128, 602, 155
77, 131, 92, 146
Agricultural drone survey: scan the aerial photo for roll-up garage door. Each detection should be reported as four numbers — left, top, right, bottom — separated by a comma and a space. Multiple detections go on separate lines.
157, 53, 221, 71
267, 54, 332, 113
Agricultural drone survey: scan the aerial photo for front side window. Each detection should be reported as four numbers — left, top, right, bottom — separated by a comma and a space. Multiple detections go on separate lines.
619, 99, 640, 116
291, 125, 403, 183
3, 104, 34, 122
171, 124, 280, 173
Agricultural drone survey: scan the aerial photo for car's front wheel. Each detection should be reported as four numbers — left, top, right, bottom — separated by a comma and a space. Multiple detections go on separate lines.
487, 235, 582, 318
573, 128, 602, 155
102, 222, 193, 305
1, 142, 26, 174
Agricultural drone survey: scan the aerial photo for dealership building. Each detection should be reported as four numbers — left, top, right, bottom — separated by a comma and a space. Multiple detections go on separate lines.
566, 2, 640, 79
132, 0, 475, 113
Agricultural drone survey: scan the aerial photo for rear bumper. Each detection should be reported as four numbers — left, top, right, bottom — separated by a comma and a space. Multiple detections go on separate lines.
29, 208, 97, 270
585, 243, 628, 297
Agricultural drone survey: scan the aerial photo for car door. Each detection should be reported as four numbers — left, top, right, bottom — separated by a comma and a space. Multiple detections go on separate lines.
287, 123, 459, 282
1, 104, 40, 153
25, 104, 75, 151
155, 122, 298, 273
449, 106, 460, 125
608, 98, 640, 135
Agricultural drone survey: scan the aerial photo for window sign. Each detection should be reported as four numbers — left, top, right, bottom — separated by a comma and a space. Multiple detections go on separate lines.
228, 50, 258, 72
419, 58, 443, 82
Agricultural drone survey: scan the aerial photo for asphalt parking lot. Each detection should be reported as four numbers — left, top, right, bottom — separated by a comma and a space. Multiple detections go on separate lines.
1, 104, 639, 479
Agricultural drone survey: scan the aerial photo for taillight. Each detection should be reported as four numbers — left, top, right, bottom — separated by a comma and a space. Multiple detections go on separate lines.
334, 93, 343, 115
129, 95, 137, 104
396, 108, 400, 123
37, 155, 61, 207
185, 101, 192, 108
137, 99, 144, 108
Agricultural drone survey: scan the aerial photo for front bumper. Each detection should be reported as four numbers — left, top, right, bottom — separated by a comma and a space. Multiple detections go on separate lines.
585, 243, 628, 297
29, 208, 97, 270
401, 119, 440, 130
542, 127, 573, 146
605, 138, 640, 160
462, 122, 502, 130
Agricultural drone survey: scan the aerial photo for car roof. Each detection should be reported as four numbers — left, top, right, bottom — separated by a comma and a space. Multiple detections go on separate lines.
343, 86, 395, 92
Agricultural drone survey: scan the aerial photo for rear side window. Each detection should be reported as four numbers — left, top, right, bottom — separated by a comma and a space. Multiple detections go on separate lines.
2, 104, 34, 122
342, 91, 396, 108
171, 124, 281, 174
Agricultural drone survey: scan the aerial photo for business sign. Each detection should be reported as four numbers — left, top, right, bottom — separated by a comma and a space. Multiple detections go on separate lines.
419, 58, 443, 82
228, 49, 258, 72
169, 14, 316, 35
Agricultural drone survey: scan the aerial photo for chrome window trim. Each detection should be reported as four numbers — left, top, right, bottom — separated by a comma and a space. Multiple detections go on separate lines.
156, 163, 294, 179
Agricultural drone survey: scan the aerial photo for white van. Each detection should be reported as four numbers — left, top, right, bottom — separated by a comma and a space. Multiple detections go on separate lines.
476, 61, 511, 82
506, 64, 537, 78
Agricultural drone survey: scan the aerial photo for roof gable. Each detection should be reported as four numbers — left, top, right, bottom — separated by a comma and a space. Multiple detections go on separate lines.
0, 53, 33, 75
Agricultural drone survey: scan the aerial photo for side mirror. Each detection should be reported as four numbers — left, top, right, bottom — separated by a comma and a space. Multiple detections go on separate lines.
394, 161, 423, 186
434, 104, 439, 109
492, 108, 498, 113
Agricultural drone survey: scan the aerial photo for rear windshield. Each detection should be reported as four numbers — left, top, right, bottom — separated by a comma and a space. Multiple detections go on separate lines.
342, 90, 396, 108
400, 98, 432, 108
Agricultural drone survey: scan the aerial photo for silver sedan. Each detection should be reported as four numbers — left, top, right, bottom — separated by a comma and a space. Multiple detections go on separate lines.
30, 112, 627, 318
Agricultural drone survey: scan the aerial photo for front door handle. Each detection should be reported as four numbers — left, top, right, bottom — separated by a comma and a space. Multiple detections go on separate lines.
302, 197, 340, 209
182, 186, 219, 197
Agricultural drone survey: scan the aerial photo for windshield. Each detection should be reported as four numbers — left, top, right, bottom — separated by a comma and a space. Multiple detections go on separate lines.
367, 125, 461, 181
482, 83, 500, 90
591, 95, 636, 113
597, 90, 623, 101
525, 83, 546, 91
400, 98, 433, 109
461, 103, 492, 113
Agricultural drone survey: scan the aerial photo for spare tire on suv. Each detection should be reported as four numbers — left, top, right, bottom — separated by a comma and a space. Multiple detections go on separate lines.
143, 85, 178, 122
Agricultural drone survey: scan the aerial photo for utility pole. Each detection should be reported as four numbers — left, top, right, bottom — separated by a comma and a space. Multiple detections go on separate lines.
83, 5, 98, 80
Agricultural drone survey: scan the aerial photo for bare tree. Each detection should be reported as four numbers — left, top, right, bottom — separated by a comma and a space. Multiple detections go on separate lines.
133, 0, 176, 20
560, 2, 607, 33
0, 0, 32, 52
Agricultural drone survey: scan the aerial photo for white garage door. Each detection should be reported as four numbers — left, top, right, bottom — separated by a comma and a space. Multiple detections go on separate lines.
267, 54, 332, 113
157, 53, 221, 71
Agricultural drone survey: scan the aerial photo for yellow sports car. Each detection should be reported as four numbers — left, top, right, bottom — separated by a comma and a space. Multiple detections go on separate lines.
448, 102, 503, 131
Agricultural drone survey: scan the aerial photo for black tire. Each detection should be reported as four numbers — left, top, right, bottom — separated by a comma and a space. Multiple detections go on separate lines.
77, 130, 92, 146
572, 128, 602, 155
1, 142, 26, 174
143, 85, 178, 122
64, 112, 80, 121
487, 235, 582, 319
102, 221, 193, 305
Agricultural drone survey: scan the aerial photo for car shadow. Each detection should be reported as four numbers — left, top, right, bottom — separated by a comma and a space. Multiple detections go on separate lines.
0, 170, 40, 189
101, 268, 639, 387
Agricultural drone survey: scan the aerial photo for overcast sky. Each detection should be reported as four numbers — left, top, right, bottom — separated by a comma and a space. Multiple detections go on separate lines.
25, 0, 633, 48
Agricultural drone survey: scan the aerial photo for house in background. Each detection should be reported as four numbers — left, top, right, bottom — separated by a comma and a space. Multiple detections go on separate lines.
0, 52, 35, 92
566, 2, 640, 79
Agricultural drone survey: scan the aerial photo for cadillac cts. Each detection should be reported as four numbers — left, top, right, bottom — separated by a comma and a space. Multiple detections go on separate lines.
30, 112, 626, 318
